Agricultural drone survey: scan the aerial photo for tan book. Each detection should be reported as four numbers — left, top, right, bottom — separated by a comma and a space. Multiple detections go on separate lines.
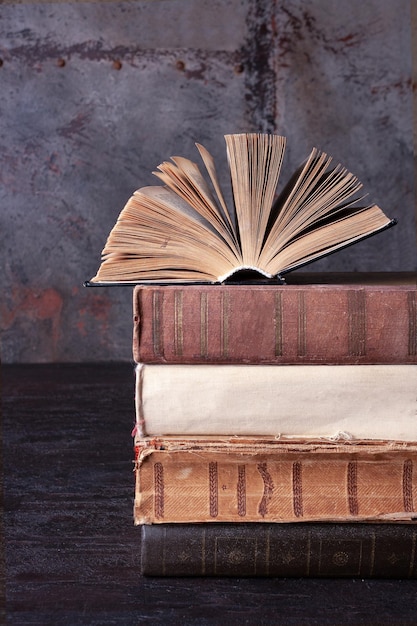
88, 133, 394, 284
133, 363, 417, 441
132, 273, 417, 364
134, 437, 417, 524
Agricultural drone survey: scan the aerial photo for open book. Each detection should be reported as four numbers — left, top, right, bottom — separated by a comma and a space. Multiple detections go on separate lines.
89, 133, 395, 284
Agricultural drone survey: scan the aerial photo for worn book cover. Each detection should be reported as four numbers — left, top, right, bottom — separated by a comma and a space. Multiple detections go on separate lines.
133, 437, 417, 525
133, 363, 417, 439
141, 522, 417, 578
132, 273, 417, 364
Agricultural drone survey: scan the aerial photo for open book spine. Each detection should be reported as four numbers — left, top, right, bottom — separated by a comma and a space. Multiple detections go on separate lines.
141, 522, 417, 578
134, 438, 417, 525
132, 279, 417, 365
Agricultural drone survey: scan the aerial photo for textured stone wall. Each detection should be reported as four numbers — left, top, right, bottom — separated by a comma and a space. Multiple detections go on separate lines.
1, 0, 416, 363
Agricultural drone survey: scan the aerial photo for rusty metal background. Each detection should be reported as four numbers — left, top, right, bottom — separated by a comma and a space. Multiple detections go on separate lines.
1, 0, 416, 362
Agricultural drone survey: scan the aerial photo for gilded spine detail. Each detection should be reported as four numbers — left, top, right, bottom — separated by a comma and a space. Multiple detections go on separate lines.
209, 462, 218, 517
237, 464, 247, 517
348, 290, 366, 356
174, 290, 184, 356
347, 460, 359, 516
292, 461, 303, 517
152, 290, 162, 357
297, 292, 306, 356
220, 292, 229, 358
274, 292, 283, 357
408, 292, 417, 356
403, 459, 414, 513
408, 532, 417, 577
200, 292, 209, 358
154, 462, 164, 519
257, 462, 274, 518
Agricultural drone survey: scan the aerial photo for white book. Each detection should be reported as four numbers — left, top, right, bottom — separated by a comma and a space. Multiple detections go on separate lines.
134, 363, 417, 441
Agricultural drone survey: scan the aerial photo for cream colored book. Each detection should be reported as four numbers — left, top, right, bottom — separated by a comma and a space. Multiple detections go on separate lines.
133, 363, 417, 441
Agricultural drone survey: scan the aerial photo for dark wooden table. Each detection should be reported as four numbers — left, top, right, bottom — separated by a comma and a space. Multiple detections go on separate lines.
3, 363, 417, 625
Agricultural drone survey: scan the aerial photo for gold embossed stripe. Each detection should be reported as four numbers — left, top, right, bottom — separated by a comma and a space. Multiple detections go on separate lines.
152, 291, 162, 357
221, 292, 229, 358
200, 292, 208, 358
408, 292, 417, 356
348, 291, 366, 356
174, 290, 183, 357
274, 292, 283, 357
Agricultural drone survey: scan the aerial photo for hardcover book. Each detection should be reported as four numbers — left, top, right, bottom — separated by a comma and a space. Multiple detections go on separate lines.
133, 437, 417, 524
132, 273, 417, 364
141, 522, 417, 578
133, 363, 417, 439
89, 133, 394, 284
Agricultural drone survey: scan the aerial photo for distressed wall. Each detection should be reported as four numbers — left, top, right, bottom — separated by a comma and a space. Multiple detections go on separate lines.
1, 0, 416, 363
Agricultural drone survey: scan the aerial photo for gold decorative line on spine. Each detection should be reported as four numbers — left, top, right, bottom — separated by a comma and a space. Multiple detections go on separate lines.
200, 292, 208, 358
369, 531, 376, 577
274, 292, 283, 357
174, 290, 183, 356
201, 528, 206, 575
154, 462, 164, 519
403, 459, 414, 513
152, 291, 162, 357
265, 528, 271, 576
220, 292, 229, 358
162, 525, 167, 576
209, 462, 218, 517
292, 461, 303, 517
408, 532, 416, 578
357, 530, 364, 574
347, 460, 359, 516
257, 462, 274, 518
297, 292, 306, 356
237, 464, 247, 517
348, 291, 366, 356
408, 292, 417, 356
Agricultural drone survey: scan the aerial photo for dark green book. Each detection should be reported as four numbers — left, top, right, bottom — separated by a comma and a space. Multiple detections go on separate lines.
141, 523, 417, 578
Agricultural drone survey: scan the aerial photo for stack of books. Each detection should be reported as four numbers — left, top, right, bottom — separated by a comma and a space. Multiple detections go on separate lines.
89, 133, 417, 577
131, 276, 417, 577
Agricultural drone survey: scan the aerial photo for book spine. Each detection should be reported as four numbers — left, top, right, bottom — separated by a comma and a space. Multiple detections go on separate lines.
141, 522, 417, 578
134, 363, 417, 440
133, 283, 417, 364
134, 443, 417, 524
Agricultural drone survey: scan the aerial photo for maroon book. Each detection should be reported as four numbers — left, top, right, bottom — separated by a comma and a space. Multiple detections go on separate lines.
133, 273, 417, 365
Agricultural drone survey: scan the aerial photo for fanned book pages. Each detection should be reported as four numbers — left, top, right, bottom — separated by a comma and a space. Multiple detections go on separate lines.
89, 133, 395, 284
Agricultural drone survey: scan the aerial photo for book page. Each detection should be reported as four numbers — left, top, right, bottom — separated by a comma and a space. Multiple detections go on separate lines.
195, 142, 236, 236
225, 133, 286, 266
153, 156, 237, 250
264, 205, 392, 276
92, 186, 243, 282
259, 149, 370, 269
